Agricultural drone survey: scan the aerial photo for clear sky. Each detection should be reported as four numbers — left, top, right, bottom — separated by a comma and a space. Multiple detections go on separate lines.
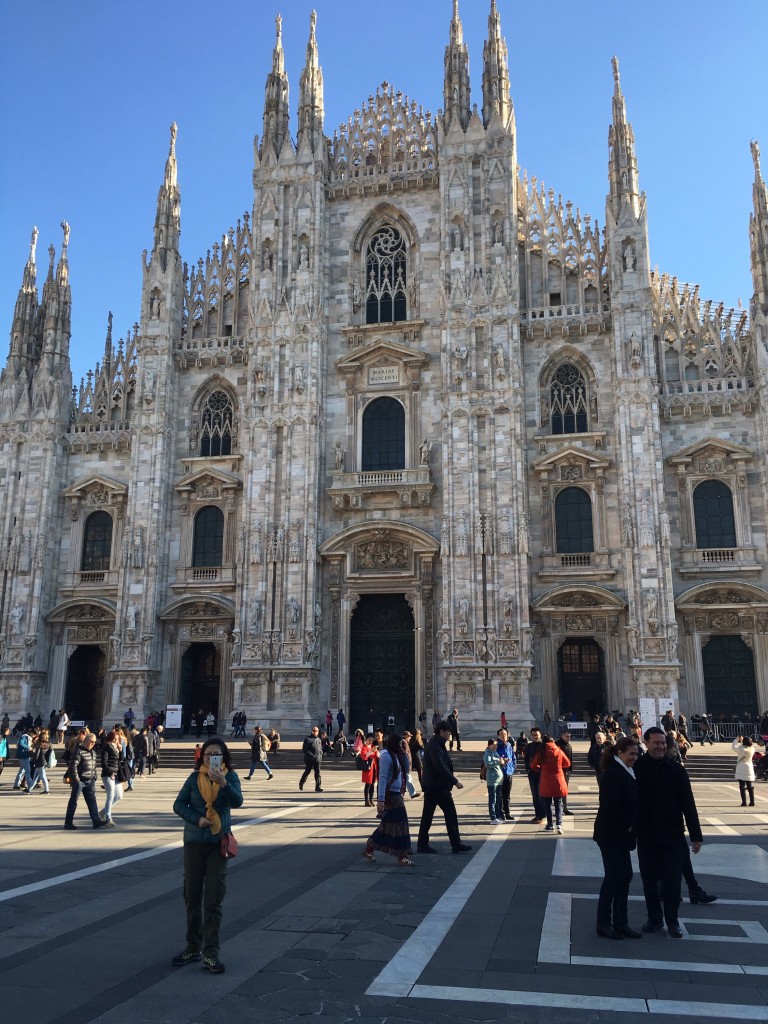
1, 0, 766, 386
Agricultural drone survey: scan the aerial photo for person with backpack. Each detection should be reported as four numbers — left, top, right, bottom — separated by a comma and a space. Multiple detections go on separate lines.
13, 729, 33, 791
483, 738, 506, 824
0, 726, 8, 783
29, 729, 55, 794
246, 726, 273, 780
496, 728, 517, 821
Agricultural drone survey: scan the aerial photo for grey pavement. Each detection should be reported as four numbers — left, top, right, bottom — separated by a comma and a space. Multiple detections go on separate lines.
0, 747, 767, 1023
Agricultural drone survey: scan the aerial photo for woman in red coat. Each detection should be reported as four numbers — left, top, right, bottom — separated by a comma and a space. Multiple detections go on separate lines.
531, 735, 571, 834
360, 734, 379, 807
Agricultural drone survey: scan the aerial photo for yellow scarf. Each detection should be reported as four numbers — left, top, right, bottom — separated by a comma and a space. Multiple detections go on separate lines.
196, 763, 228, 835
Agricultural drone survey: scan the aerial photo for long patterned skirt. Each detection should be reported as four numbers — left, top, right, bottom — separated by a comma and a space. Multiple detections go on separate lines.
367, 793, 412, 857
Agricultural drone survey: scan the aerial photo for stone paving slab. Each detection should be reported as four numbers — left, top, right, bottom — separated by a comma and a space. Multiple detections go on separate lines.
1, 767, 768, 1022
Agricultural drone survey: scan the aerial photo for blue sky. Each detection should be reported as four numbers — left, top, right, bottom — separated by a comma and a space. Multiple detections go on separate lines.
1, 0, 766, 385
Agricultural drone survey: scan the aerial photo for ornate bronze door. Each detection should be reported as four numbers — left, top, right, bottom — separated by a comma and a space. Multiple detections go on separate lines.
64, 646, 106, 726
180, 643, 221, 729
349, 594, 415, 734
558, 637, 605, 717
702, 635, 758, 718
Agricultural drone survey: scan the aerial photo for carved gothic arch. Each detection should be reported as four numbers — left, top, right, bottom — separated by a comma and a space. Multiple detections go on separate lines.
190, 374, 239, 415
538, 345, 598, 389
352, 202, 419, 254
531, 584, 626, 613
158, 595, 237, 621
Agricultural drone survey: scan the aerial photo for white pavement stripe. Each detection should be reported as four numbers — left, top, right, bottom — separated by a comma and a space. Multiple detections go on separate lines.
703, 816, 740, 836
571, 955, 743, 973
366, 828, 512, 997
538, 892, 572, 963
0, 803, 308, 904
410, 984, 648, 1014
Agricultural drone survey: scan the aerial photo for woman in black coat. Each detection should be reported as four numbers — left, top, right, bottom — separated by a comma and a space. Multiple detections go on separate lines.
593, 735, 641, 940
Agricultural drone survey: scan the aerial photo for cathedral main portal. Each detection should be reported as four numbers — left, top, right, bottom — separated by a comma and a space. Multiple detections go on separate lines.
349, 594, 415, 734
558, 637, 606, 717
65, 645, 107, 726
180, 643, 221, 731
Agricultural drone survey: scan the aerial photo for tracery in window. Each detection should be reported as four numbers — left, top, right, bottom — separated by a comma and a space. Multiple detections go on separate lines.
200, 390, 233, 457
81, 510, 113, 571
550, 362, 588, 434
365, 227, 407, 325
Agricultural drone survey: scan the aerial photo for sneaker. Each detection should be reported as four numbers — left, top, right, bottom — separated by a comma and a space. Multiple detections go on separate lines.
563, 809, 574, 816
490, 818, 500, 824
451, 843, 472, 853
544, 824, 554, 832
63, 822, 77, 830
556, 825, 563, 835
202, 956, 226, 974
171, 950, 202, 967
531, 817, 544, 824
107, 819, 116, 827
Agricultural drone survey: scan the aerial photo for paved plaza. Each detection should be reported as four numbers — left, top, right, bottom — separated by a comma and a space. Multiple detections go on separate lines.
1, 744, 767, 1023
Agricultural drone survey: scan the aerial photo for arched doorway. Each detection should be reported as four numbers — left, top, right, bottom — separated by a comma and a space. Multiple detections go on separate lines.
180, 643, 221, 731
349, 594, 415, 733
702, 635, 758, 718
558, 637, 605, 717
65, 646, 106, 726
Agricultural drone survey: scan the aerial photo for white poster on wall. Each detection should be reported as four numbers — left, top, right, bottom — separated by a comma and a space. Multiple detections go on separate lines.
638, 698, 657, 733
165, 705, 183, 729
658, 697, 675, 720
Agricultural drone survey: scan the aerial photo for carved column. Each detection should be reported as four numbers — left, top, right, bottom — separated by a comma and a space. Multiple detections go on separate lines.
752, 632, 768, 713
49, 640, 70, 710
540, 618, 558, 715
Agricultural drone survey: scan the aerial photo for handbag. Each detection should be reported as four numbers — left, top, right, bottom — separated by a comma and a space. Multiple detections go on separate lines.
479, 763, 487, 781
355, 753, 371, 771
220, 832, 238, 859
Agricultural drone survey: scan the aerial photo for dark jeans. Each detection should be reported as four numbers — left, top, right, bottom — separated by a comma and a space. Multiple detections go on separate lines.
418, 787, 461, 849
527, 771, 544, 818
364, 782, 375, 803
597, 844, 633, 928
65, 778, 100, 826
183, 842, 229, 958
300, 761, 322, 789
637, 840, 683, 927
500, 775, 513, 818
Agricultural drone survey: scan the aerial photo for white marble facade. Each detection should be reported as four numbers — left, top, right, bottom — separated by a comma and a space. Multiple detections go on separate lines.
1, 5, 767, 734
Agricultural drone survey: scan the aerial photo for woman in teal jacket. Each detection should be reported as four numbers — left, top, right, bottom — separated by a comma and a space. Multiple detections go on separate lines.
172, 736, 243, 974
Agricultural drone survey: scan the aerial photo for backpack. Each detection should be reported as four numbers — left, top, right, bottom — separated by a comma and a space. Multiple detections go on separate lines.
45, 747, 58, 769
479, 762, 487, 782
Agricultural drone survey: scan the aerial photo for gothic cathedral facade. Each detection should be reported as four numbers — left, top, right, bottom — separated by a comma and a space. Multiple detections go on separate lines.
1, 3, 767, 733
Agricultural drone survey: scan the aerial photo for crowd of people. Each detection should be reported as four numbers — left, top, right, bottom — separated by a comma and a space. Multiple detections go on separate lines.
4, 702, 765, 976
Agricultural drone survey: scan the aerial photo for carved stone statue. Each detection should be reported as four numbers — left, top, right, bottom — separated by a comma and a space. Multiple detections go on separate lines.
287, 596, 301, 625
457, 597, 470, 635
333, 440, 346, 471
518, 511, 529, 555
419, 438, 432, 465
625, 624, 640, 660
125, 602, 138, 632
132, 526, 144, 569
293, 364, 305, 393
9, 604, 24, 639
623, 244, 635, 271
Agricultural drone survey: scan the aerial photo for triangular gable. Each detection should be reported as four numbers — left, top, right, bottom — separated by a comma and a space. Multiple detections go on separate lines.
531, 444, 611, 474
174, 466, 241, 494
335, 338, 429, 374
667, 435, 753, 466
62, 473, 128, 499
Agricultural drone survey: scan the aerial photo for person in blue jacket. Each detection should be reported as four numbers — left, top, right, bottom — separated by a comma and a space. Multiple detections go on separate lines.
171, 737, 243, 974
496, 728, 517, 821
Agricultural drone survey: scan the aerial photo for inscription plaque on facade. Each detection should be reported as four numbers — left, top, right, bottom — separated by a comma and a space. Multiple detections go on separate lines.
368, 366, 399, 385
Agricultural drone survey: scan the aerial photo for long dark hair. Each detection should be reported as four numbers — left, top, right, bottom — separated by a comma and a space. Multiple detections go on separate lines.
384, 732, 402, 777
198, 736, 233, 769
600, 735, 639, 774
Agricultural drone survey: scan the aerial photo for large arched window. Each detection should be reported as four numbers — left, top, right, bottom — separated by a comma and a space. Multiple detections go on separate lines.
192, 506, 224, 567
200, 390, 233, 457
693, 480, 737, 549
361, 396, 405, 471
550, 362, 588, 434
555, 487, 594, 553
365, 227, 407, 325
81, 511, 113, 571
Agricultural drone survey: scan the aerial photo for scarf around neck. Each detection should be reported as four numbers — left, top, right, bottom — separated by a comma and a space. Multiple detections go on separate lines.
197, 763, 228, 835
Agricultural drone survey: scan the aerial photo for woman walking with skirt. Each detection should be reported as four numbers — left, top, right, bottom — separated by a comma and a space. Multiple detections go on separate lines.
362, 733, 414, 866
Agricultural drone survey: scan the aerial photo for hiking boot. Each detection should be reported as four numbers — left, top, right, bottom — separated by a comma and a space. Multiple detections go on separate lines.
202, 956, 226, 974
171, 950, 202, 967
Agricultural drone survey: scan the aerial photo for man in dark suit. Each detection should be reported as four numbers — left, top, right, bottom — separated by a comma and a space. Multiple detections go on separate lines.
417, 722, 470, 854
446, 708, 461, 751
299, 726, 324, 792
635, 726, 703, 938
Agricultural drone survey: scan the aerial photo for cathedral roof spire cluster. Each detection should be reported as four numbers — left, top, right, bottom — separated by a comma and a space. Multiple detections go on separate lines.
607, 55, 641, 219
297, 9, 325, 156
481, 0, 512, 128
443, 0, 471, 131
261, 13, 291, 159
151, 122, 181, 272
750, 139, 768, 316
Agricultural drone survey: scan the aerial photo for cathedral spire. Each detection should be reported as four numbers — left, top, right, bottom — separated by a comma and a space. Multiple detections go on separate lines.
38, 222, 72, 373
297, 9, 324, 156
262, 13, 290, 158
5, 227, 40, 375
607, 57, 641, 219
750, 139, 768, 316
152, 123, 181, 272
482, 0, 512, 129
443, 0, 471, 131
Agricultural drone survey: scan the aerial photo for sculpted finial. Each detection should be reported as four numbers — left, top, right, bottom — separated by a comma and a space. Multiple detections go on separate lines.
751, 139, 762, 179
169, 121, 177, 155
30, 226, 38, 264
275, 13, 282, 45
310, 9, 317, 34
611, 55, 620, 87
47, 244, 55, 274
60, 220, 70, 250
